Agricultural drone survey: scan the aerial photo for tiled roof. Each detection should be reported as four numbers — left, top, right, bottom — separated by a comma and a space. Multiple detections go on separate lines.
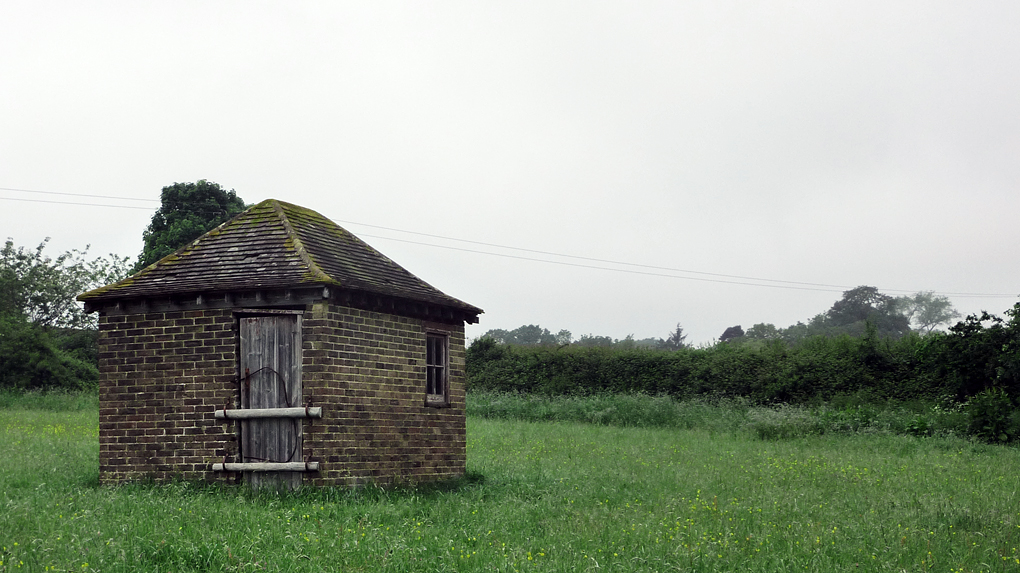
78, 199, 482, 315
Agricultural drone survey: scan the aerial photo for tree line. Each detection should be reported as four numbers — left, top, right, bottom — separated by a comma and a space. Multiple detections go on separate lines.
729, 287, 961, 344
469, 287, 1020, 441
477, 323, 690, 351
478, 285, 963, 351
468, 303, 1020, 441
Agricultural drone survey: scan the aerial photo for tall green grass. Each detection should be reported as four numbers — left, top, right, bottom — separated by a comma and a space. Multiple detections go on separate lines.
467, 390, 750, 431
2, 396, 1019, 571
467, 390, 975, 440
0, 388, 98, 411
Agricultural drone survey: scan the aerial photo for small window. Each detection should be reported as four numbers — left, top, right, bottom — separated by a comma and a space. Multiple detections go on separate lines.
425, 333, 448, 406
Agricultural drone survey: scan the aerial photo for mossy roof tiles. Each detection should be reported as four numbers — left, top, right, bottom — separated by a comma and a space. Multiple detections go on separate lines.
78, 199, 481, 315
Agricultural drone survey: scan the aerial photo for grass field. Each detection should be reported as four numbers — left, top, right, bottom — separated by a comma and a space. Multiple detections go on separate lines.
2, 394, 1019, 572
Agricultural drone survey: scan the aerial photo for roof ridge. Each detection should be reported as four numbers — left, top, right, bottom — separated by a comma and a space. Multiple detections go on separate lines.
269, 200, 337, 286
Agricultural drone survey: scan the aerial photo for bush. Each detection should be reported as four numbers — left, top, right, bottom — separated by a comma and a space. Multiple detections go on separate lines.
917, 303, 1020, 401
466, 333, 938, 404
966, 387, 1020, 443
0, 315, 98, 390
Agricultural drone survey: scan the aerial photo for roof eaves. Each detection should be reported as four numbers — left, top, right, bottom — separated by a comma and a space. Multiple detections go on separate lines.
76, 225, 211, 302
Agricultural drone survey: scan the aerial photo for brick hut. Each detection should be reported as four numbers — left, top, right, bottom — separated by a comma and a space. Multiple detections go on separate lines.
78, 199, 482, 489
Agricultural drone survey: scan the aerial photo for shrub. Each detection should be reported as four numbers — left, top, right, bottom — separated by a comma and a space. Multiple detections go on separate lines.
0, 315, 98, 390
466, 333, 934, 404
966, 387, 1020, 443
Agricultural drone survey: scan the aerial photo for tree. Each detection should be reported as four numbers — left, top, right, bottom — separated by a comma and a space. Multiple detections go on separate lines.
922, 307, 1017, 400
507, 324, 554, 345
745, 323, 781, 340
2, 238, 130, 330
825, 286, 910, 338
615, 334, 637, 349
477, 324, 568, 346
633, 337, 666, 349
1, 238, 131, 389
719, 325, 744, 343
478, 328, 512, 344
897, 291, 961, 334
136, 180, 247, 271
575, 334, 614, 348
660, 323, 689, 350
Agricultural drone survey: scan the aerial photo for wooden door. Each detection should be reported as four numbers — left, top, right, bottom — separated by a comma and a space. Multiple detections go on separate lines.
239, 313, 303, 490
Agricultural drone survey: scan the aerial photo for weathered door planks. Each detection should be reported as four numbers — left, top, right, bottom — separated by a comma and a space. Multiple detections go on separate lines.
239, 314, 303, 490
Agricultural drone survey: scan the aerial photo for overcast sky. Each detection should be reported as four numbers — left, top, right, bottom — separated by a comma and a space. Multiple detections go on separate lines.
2, 1, 1018, 345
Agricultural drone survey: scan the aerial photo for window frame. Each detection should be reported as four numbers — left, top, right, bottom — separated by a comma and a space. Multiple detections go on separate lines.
424, 331, 450, 407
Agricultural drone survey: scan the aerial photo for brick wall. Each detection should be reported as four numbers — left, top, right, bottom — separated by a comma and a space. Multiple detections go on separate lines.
303, 303, 467, 487
97, 301, 467, 487
97, 309, 237, 484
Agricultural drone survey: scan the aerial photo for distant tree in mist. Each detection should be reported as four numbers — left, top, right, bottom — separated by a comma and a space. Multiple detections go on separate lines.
719, 325, 744, 343
737, 287, 955, 343
825, 286, 910, 337
897, 291, 961, 334
478, 324, 671, 349
574, 334, 614, 348
660, 323, 689, 350
477, 324, 571, 346
745, 323, 781, 340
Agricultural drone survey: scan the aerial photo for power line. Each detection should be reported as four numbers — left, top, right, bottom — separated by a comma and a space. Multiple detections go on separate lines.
0, 191, 225, 214
0, 186, 159, 202
0, 196, 155, 210
337, 218, 874, 292
354, 232, 848, 293
335, 219, 1016, 298
2, 185, 1016, 299
355, 232, 1015, 299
